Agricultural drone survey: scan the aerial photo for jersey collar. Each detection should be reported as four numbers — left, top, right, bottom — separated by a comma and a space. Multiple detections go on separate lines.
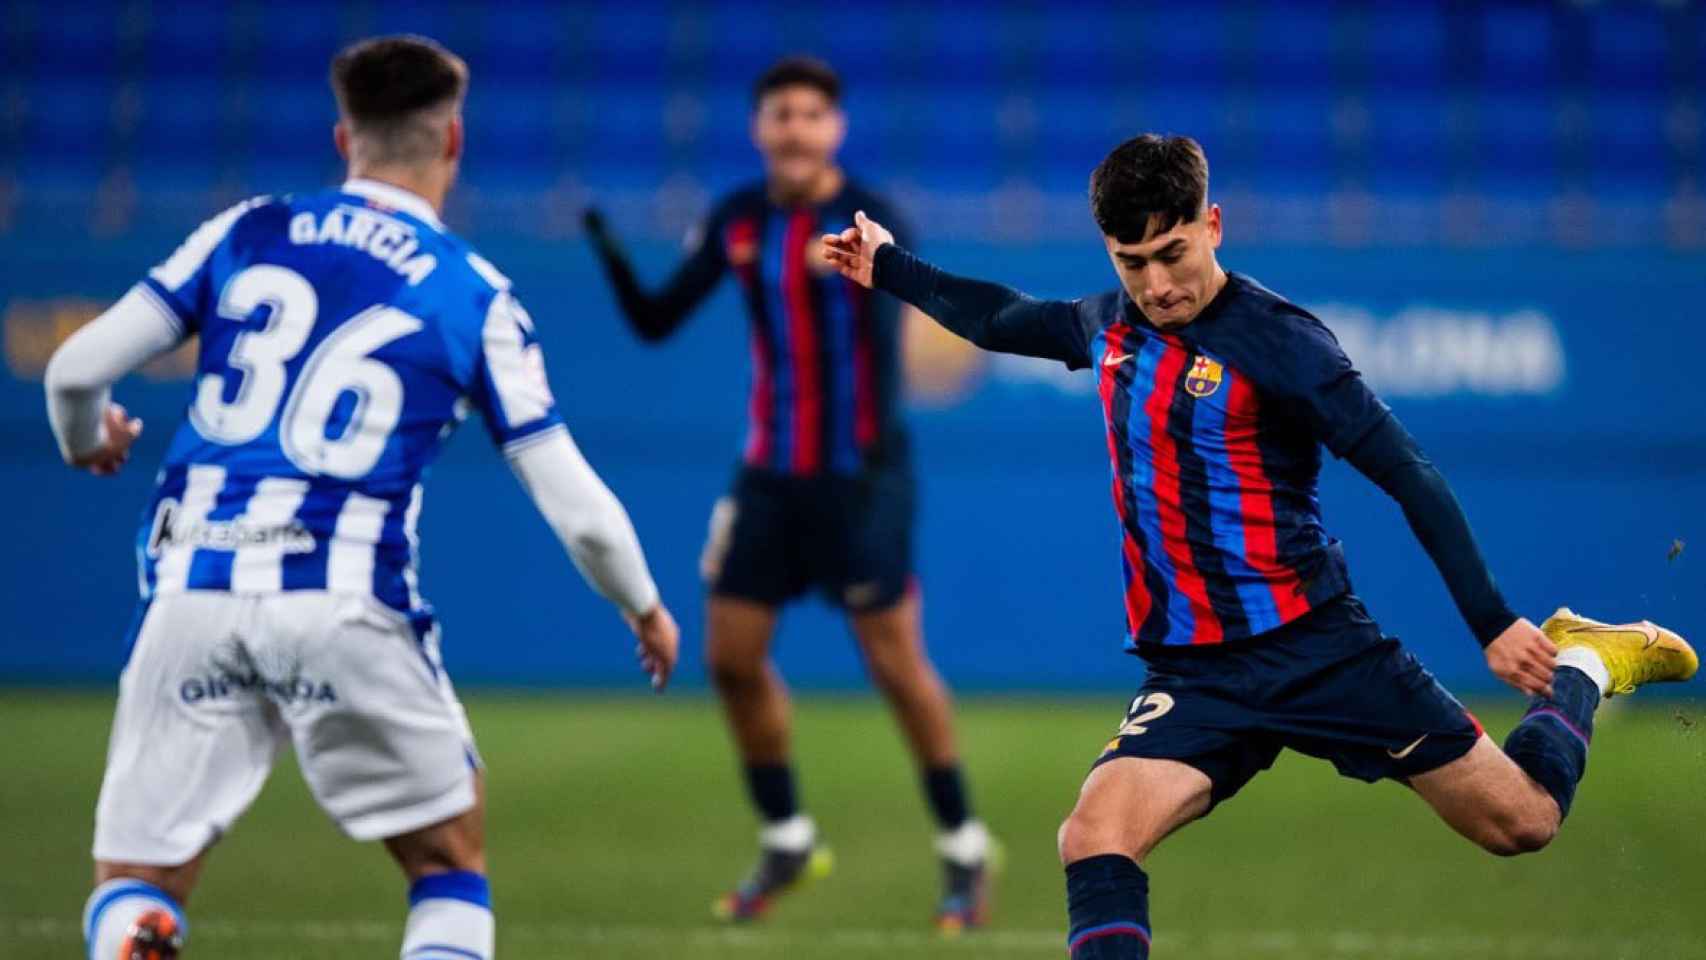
341, 178, 444, 230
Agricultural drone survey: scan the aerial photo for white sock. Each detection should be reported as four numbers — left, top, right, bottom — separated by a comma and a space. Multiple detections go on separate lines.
1557, 646, 1612, 699
402, 871, 494, 960
935, 819, 991, 867
84, 878, 187, 960
758, 813, 817, 853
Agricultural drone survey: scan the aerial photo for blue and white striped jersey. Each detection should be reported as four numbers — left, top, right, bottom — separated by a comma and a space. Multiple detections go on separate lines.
134, 179, 561, 613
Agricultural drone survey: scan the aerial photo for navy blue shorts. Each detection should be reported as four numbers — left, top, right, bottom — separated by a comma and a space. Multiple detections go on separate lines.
1094, 594, 1484, 807
706, 466, 914, 613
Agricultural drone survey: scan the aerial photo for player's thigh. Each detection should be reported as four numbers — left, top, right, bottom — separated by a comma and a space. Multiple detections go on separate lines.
275, 594, 481, 847
1407, 735, 1561, 855
705, 595, 780, 682
385, 771, 487, 879
1062, 687, 1277, 863
849, 588, 930, 687
93, 593, 286, 877
1059, 757, 1214, 865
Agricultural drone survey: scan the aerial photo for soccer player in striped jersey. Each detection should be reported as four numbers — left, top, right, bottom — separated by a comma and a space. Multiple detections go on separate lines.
47, 36, 679, 960
823, 134, 1697, 959
582, 57, 994, 930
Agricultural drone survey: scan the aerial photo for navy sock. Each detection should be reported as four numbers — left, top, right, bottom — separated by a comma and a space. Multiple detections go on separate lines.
1503, 665, 1598, 818
1065, 854, 1150, 959
922, 764, 972, 830
743, 763, 798, 823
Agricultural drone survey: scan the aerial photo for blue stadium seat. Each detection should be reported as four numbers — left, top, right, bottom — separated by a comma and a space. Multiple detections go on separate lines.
248, 82, 337, 162
19, 80, 112, 161
475, 3, 567, 82
1480, 5, 1556, 90
250, 0, 349, 81
1588, 7, 1668, 92
142, 0, 231, 81
24, 5, 121, 79
1363, 4, 1446, 90
1478, 94, 1559, 199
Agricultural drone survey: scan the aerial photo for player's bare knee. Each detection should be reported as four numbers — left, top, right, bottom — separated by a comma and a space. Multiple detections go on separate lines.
706, 650, 763, 692
1057, 806, 1134, 864
1479, 805, 1559, 857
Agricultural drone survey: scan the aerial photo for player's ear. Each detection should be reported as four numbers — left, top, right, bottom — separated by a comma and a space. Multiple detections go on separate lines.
333, 121, 351, 162
445, 114, 464, 163
828, 106, 847, 153
1205, 203, 1223, 249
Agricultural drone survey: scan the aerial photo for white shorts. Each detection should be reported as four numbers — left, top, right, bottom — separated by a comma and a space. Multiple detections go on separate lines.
93, 591, 479, 865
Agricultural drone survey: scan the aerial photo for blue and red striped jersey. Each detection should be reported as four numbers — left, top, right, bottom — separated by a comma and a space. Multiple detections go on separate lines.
1077, 274, 1387, 647
873, 245, 1516, 651
703, 182, 911, 474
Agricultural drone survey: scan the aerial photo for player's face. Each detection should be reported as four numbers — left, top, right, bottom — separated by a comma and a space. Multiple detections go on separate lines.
751, 86, 845, 194
1104, 205, 1224, 327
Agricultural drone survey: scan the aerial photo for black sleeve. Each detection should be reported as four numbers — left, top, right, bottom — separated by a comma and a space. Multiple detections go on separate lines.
1345, 414, 1518, 647
584, 208, 726, 342
872, 243, 1095, 369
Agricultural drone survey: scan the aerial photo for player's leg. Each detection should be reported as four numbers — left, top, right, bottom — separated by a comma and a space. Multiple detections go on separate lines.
383, 775, 493, 960
1058, 679, 1279, 960
86, 594, 285, 960
849, 588, 993, 929
1056, 758, 1212, 960
834, 464, 992, 929
705, 595, 803, 826
700, 473, 824, 919
1408, 609, 1694, 855
706, 595, 832, 918
1407, 735, 1565, 855
279, 594, 492, 960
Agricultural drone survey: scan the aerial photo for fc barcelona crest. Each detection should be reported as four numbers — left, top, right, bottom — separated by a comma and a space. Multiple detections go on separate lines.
1185, 355, 1224, 398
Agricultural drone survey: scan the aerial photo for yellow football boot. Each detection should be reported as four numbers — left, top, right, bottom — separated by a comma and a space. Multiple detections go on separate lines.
1542, 607, 1698, 697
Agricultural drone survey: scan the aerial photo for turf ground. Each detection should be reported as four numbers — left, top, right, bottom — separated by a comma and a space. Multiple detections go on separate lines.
5, 692, 1704, 960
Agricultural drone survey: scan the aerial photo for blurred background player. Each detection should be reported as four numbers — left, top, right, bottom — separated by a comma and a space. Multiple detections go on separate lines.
582, 56, 994, 929
823, 134, 1698, 960
47, 36, 679, 960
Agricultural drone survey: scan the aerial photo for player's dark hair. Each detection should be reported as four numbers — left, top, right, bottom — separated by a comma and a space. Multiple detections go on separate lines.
330, 35, 468, 165
1089, 134, 1209, 243
752, 56, 841, 106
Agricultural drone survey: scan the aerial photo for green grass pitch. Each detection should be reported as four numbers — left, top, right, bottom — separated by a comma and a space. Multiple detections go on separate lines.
5, 692, 1704, 959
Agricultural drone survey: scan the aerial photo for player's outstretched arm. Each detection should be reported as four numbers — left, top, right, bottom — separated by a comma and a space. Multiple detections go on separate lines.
1345, 416, 1556, 697
583, 207, 724, 343
507, 427, 679, 690
822, 211, 1092, 366
43, 287, 184, 475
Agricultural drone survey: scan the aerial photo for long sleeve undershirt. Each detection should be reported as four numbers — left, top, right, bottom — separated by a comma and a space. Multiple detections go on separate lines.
586, 215, 725, 342
873, 242, 1517, 647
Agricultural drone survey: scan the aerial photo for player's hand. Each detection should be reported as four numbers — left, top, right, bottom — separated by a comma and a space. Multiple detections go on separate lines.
820, 210, 894, 289
626, 602, 680, 692
1484, 618, 1557, 698
69, 403, 143, 477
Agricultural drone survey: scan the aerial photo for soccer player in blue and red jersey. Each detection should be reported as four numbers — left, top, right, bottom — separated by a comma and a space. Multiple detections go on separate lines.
582, 57, 994, 929
823, 134, 1697, 958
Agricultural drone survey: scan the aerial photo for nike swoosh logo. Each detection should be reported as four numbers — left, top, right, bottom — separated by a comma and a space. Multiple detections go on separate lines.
1104, 352, 1133, 367
1568, 622, 1659, 649
1386, 734, 1428, 760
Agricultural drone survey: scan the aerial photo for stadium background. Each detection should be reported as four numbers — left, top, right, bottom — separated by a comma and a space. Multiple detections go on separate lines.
3, 3, 1706, 959
3, 0, 1701, 691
